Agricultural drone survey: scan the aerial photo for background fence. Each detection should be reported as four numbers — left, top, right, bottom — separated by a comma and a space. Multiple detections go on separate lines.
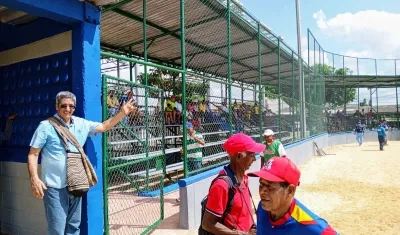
308, 30, 400, 132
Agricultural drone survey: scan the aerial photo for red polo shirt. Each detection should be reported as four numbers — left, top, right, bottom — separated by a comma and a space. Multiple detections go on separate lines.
205, 170, 253, 231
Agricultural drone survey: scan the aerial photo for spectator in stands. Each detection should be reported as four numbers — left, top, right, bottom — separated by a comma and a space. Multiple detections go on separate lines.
354, 121, 365, 146
0, 112, 17, 145
247, 157, 338, 234
180, 122, 205, 172
201, 133, 264, 235
107, 89, 119, 116
198, 100, 206, 122
27, 91, 136, 235
252, 102, 259, 121
119, 90, 138, 124
165, 95, 176, 124
174, 96, 182, 124
261, 129, 286, 169
377, 120, 386, 151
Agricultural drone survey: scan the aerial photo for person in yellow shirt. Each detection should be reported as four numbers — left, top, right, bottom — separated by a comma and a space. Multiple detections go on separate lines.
165, 95, 176, 124
198, 100, 206, 122
107, 89, 119, 116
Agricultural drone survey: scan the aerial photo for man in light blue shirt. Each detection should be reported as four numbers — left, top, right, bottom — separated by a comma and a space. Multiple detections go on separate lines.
377, 120, 386, 151
27, 91, 136, 235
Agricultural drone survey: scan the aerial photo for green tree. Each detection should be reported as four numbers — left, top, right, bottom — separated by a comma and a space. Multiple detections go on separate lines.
322, 65, 356, 108
137, 68, 209, 100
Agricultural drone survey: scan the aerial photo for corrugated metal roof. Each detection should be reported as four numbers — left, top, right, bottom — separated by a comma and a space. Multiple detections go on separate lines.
100, 0, 303, 85
0, 5, 38, 25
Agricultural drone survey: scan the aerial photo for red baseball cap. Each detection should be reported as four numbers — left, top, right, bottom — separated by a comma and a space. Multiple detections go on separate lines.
222, 133, 265, 156
247, 157, 301, 186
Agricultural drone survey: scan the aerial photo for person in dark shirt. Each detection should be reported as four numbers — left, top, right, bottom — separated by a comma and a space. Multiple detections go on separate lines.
353, 121, 365, 146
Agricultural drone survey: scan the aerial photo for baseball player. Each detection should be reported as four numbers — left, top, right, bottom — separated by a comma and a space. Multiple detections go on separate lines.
261, 129, 286, 169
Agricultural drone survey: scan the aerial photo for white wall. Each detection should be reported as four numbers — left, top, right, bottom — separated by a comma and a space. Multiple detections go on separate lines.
0, 163, 45, 235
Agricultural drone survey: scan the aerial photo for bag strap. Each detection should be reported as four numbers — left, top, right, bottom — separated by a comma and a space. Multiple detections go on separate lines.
47, 117, 85, 156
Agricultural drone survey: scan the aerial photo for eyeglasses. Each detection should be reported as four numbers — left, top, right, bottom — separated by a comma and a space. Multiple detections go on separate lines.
60, 104, 75, 109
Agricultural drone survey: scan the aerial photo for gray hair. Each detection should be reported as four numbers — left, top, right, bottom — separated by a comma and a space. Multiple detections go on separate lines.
56, 91, 76, 106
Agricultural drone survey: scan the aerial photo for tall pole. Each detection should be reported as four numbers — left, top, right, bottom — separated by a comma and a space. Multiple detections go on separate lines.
296, 0, 306, 138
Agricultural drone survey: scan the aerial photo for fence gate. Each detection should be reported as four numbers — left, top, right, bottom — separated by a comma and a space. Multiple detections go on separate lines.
102, 74, 166, 235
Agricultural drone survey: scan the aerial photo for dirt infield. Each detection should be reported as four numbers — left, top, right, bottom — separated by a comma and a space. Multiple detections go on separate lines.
296, 141, 400, 235
151, 141, 400, 235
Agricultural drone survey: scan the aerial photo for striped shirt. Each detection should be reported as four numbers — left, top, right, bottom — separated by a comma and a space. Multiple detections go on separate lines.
187, 131, 204, 161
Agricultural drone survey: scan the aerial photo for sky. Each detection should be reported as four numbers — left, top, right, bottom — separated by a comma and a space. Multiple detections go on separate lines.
239, 0, 400, 106
104, 0, 400, 107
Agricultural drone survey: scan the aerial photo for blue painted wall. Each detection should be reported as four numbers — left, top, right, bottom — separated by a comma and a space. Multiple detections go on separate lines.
0, 1, 103, 234
0, 51, 72, 162
0, 18, 70, 51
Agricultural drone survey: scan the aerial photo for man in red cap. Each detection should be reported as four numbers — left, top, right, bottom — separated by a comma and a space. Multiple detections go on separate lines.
247, 157, 338, 235
201, 133, 265, 235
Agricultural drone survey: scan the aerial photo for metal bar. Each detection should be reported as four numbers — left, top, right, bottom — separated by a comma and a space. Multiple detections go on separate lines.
291, 51, 296, 140
186, 71, 255, 91
277, 39, 281, 140
230, 61, 291, 76
101, 51, 185, 74
112, 7, 273, 78
357, 58, 359, 110
129, 46, 133, 82
227, 0, 233, 135
101, 0, 133, 13
343, 56, 346, 114
296, 0, 306, 138
124, 15, 221, 49
103, 74, 163, 92
142, 0, 150, 193
101, 75, 110, 235
396, 60, 399, 127
258, 21, 264, 138
375, 59, 378, 113
180, 0, 188, 178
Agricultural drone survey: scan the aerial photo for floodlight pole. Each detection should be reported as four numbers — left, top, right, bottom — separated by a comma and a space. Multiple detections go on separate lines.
296, 0, 306, 138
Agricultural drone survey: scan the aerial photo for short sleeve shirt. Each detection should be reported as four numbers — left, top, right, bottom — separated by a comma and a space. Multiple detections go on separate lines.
187, 131, 204, 161
29, 114, 100, 189
205, 170, 253, 231
256, 199, 338, 235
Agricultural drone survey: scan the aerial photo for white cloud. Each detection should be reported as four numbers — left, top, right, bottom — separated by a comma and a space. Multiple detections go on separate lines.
313, 10, 400, 105
313, 9, 400, 59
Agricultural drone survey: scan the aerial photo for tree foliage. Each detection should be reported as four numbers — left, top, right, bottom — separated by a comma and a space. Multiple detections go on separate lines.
137, 68, 209, 100
264, 64, 356, 110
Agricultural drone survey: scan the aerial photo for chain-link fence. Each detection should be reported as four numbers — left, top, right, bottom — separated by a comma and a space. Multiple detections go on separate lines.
102, 74, 167, 235
99, 0, 348, 234
308, 30, 400, 132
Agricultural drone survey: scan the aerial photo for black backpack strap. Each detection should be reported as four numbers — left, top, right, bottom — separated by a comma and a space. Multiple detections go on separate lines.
217, 175, 236, 223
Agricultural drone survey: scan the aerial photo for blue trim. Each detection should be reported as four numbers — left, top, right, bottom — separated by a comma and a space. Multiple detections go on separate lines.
71, 21, 102, 235
138, 183, 180, 197
0, 18, 71, 51
0, 0, 100, 25
178, 133, 331, 188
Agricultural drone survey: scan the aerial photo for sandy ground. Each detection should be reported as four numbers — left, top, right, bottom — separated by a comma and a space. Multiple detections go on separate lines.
113, 141, 400, 235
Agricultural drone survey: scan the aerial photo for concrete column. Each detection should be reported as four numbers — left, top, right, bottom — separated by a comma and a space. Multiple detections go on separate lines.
72, 20, 103, 235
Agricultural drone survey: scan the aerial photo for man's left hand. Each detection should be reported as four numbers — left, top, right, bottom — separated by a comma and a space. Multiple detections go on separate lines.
121, 98, 136, 115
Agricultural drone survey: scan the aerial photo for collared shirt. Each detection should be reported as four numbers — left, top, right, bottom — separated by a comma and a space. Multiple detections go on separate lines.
256, 199, 338, 235
29, 114, 100, 189
205, 168, 253, 232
